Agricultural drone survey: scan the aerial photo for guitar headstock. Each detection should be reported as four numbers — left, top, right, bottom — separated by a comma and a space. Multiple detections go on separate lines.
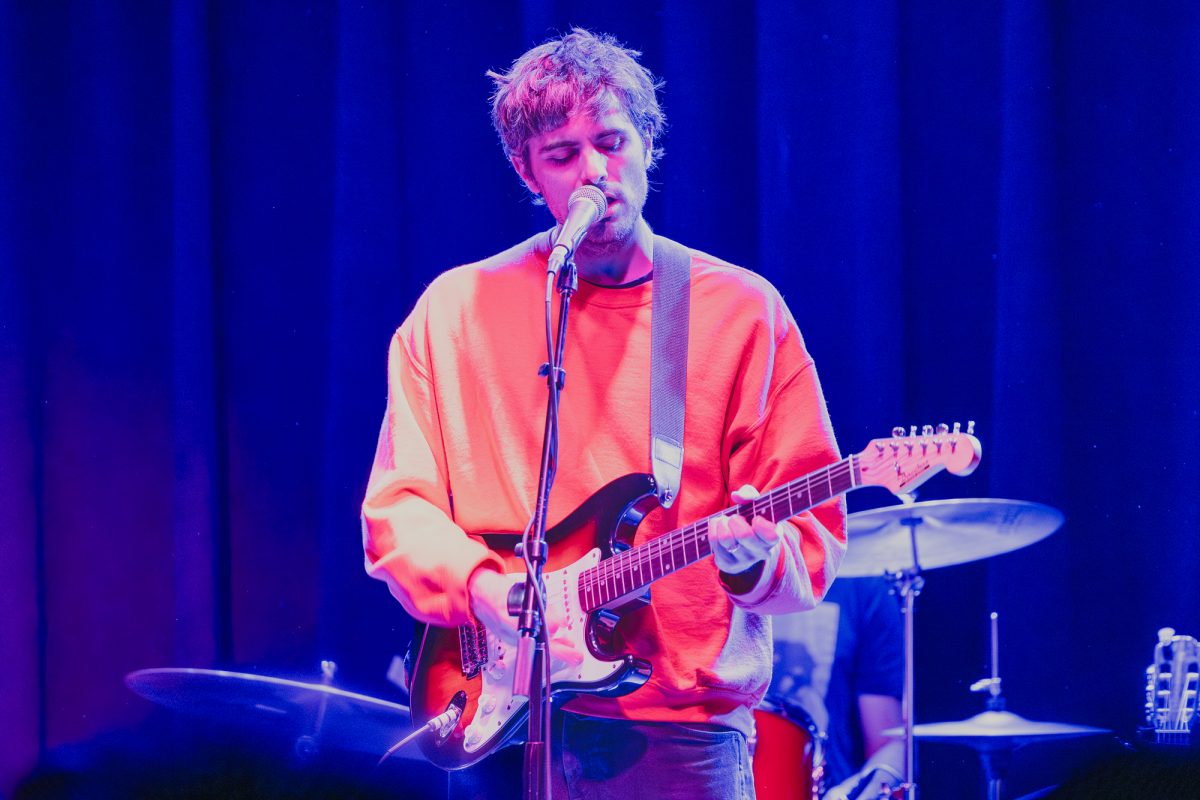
855, 422, 982, 495
1146, 628, 1200, 741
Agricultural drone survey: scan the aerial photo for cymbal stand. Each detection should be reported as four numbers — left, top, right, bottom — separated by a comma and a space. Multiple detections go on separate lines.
969, 612, 1005, 712
968, 612, 1007, 800
884, 497, 925, 800
294, 660, 337, 759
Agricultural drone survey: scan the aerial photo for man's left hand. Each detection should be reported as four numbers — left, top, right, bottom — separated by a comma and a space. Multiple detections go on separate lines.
709, 485, 781, 574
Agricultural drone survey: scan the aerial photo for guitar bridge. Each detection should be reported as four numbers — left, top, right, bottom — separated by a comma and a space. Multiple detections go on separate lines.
459, 620, 489, 678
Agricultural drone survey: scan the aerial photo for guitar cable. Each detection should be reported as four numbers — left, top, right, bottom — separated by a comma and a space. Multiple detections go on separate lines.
376, 691, 467, 768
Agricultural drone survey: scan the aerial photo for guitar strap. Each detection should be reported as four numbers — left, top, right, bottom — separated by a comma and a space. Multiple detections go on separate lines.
649, 234, 691, 508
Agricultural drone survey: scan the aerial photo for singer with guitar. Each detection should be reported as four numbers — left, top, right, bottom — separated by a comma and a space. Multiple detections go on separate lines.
361, 29, 848, 799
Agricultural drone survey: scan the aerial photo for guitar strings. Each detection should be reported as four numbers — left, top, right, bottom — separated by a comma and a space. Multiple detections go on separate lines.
578, 455, 858, 608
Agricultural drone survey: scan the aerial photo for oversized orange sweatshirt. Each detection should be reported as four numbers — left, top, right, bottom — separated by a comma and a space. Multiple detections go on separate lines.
361, 231, 846, 739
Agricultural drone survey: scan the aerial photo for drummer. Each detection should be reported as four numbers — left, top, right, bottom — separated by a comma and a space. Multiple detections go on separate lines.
768, 575, 904, 799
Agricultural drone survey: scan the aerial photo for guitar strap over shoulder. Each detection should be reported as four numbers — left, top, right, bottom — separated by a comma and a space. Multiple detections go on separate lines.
649, 234, 691, 508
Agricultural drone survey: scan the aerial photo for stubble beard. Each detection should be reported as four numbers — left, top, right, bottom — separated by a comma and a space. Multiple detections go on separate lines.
575, 198, 643, 261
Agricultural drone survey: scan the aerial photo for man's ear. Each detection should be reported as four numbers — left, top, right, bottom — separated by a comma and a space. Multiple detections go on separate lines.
644, 134, 654, 168
511, 155, 540, 196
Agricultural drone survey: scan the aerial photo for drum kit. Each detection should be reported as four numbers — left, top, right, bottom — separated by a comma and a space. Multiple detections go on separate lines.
127, 496, 1108, 800
753, 495, 1112, 800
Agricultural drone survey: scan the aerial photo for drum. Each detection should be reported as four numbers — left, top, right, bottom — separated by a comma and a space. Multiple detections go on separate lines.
751, 700, 824, 800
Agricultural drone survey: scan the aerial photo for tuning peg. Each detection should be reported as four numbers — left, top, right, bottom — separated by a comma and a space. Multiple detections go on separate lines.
922, 424, 934, 436
909, 425, 917, 437
892, 426, 906, 438
967, 420, 976, 435
953, 422, 961, 434
937, 423, 949, 435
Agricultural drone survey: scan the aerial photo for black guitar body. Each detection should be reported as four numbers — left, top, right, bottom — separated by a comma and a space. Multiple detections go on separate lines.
408, 473, 661, 770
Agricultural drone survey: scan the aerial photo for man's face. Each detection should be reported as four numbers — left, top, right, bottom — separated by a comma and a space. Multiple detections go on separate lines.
513, 103, 651, 257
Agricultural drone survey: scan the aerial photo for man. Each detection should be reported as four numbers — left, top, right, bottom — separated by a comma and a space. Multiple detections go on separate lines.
767, 577, 904, 799
361, 29, 845, 799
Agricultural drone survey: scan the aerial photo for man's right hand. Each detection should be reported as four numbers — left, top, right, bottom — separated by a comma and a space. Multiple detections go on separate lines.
468, 568, 520, 645
467, 566, 583, 671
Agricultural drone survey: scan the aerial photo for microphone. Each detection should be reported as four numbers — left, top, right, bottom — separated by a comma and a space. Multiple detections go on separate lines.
546, 185, 608, 276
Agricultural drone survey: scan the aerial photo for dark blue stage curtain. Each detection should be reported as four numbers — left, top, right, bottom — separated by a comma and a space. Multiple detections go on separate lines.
2, 1, 1197, 796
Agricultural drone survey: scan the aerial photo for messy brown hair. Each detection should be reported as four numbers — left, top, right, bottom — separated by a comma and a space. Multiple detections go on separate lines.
487, 28, 666, 168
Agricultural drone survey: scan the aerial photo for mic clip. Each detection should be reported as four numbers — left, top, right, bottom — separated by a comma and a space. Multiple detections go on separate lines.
538, 362, 566, 391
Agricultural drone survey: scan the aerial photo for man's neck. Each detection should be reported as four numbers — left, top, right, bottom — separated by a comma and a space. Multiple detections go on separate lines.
573, 218, 653, 286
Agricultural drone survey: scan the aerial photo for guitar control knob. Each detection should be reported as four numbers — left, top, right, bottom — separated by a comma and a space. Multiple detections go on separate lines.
487, 661, 506, 679
482, 696, 497, 714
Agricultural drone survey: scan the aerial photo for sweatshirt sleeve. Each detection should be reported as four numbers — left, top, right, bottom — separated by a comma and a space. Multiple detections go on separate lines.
721, 290, 847, 616
360, 307, 505, 628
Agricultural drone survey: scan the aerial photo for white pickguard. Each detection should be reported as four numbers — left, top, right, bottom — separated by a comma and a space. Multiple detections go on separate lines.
461, 548, 627, 753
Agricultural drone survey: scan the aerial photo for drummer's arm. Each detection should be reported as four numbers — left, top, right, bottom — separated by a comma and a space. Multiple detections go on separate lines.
858, 693, 904, 780
824, 695, 904, 799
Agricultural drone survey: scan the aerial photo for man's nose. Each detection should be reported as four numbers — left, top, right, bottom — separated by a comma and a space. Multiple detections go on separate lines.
580, 147, 608, 186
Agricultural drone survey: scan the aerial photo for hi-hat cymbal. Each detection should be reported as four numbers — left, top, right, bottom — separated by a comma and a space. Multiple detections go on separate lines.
839, 498, 1064, 577
126, 667, 417, 758
884, 710, 1110, 750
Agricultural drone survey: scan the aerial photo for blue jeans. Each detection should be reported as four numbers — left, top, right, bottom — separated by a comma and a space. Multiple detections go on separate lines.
448, 712, 754, 800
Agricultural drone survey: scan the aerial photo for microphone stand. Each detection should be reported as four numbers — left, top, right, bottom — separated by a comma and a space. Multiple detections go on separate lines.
512, 254, 578, 800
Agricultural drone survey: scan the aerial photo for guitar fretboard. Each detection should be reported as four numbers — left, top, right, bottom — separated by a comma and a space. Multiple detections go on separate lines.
577, 455, 859, 612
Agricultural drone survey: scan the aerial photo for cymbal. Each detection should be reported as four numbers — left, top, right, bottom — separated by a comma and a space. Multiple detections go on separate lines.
884, 710, 1110, 750
126, 667, 418, 757
839, 498, 1064, 577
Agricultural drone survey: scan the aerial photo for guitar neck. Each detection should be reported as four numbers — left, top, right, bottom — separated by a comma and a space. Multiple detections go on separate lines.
578, 455, 859, 612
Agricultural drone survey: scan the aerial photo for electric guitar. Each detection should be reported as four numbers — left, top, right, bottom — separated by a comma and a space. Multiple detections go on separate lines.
408, 425, 982, 770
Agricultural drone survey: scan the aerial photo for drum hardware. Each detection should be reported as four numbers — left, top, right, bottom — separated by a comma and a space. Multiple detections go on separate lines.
125, 663, 419, 760
883, 612, 1109, 800
969, 612, 1004, 712
881, 491, 924, 800
842, 492, 1067, 800
839, 498, 1065, 578
294, 659, 338, 758
1142, 627, 1199, 746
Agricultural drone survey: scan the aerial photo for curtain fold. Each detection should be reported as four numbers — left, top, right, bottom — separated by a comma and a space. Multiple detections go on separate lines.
170, 0, 221, 669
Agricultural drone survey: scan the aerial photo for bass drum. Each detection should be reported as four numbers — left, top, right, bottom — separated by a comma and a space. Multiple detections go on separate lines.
751, 699, 825, 800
